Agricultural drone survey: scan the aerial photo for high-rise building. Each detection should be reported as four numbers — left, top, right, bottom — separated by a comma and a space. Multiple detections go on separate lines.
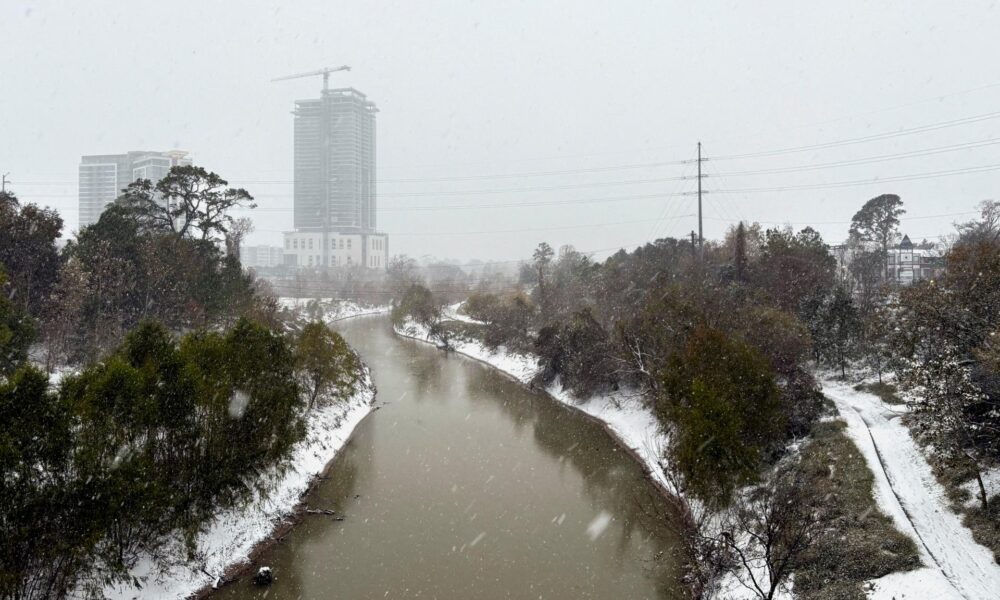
78, 150, 192, 229
286, 87, 386, 269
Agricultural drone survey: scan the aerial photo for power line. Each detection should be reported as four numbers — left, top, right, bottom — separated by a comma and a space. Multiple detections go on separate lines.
709, 110, 1000, 161
706, 162, 1000, 194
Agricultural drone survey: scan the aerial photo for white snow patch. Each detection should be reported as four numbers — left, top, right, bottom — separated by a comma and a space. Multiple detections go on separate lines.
277, 297, 390, 323
822, 377, 1000, 600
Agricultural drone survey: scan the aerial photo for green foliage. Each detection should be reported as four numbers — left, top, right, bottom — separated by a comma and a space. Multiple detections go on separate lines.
534, 308, 616, 397
849, 193, 905, 256
0, 194, 63, 317
660, 327, 785, 506
392, 283, 439, 326
0, 318, 313, 597
296, 321, 360, 407
118, 165, 256, 242
62, 204, 259, 356
0, 270, 35, 376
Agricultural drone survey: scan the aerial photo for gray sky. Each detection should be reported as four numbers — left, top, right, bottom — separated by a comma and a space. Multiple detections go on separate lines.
3, 0, 999, 262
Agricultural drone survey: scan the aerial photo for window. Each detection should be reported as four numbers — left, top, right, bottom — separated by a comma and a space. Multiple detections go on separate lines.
285, 239, 290, 249
347, 239, 352, 249
293, 239, 298, 249
308, 238, 313, 250
339, 239, 344, 249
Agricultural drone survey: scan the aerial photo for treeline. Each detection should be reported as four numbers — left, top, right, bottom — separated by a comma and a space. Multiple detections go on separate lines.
0, 168, 362, 598
392, 194, 1000, 597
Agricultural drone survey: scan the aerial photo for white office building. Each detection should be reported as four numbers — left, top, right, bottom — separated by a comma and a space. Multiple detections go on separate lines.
78, 150, 192, 228
283, 231, 388, 270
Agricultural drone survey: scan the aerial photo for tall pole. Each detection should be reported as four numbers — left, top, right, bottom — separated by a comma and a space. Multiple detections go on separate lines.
697, 142, 703, 258
1, 173, 9, 193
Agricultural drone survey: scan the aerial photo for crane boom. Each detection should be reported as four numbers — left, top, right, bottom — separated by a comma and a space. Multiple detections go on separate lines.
271, 65, 351, 92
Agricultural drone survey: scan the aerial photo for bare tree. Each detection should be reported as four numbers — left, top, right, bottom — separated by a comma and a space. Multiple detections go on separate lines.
719, 464, 820, 600
225, 216, 255, 259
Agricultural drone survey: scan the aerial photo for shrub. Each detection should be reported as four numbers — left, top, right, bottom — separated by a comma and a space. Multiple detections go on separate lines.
660, 326, 785, 506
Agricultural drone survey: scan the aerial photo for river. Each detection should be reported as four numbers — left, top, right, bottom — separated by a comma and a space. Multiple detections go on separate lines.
212, 316, 686, 599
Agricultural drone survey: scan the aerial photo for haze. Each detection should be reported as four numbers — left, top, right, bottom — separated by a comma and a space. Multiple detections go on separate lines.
3, 0, 999, 261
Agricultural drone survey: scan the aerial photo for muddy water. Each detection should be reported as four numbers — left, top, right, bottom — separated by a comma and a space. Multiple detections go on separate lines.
213, 316, 686, 599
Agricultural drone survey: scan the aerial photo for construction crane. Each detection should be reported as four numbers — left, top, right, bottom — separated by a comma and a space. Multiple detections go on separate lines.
272, 66, 351, 270
271, 65, 351, 92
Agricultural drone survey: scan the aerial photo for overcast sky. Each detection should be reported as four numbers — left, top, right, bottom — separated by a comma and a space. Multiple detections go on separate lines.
2, 0, 999, 262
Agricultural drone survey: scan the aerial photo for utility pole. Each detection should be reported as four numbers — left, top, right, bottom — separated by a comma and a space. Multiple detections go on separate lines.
1, 173, 9, 193
696, 142, 704, 259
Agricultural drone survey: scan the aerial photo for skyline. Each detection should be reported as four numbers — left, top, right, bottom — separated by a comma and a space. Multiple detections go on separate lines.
2, 0, 999, 262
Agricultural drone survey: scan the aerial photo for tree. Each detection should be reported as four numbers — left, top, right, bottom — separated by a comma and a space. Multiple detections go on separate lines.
660, 327, 785, 507
224, 216, 255, 259
0, 270, 35, 377
720, 463, 820, 600
849, 193, 905, 280
296, 322, 359, 408
813, 285, 861, 377
734, 221, 747, 282
533, 308, 616, 397
392, 283, 439, 326
40, 258, 89, 371
956, 200, 1000, 246
532, 242, 554, 319
0, 192, 63, 317
119, 165, 255, 243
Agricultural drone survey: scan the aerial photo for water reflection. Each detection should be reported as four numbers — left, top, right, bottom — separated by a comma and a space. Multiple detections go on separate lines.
212, 317, 684, 599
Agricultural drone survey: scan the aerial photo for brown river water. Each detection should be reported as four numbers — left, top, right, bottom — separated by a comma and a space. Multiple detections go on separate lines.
211, 315, 686, 599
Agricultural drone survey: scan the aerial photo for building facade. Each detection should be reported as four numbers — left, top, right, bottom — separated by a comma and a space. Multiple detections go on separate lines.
282, 231, 387, 270
286, 87, 385, 269
240, 245, 286, 269
78, 150, 192, 228
887, 235, 945, 285
833, 234, 946, 288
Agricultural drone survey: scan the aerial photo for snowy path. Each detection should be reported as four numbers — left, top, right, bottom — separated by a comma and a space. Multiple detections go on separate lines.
822, 379, 1000, 600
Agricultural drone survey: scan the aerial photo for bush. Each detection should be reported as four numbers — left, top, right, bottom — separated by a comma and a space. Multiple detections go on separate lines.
534, 308, 616, 397
392, 283, 438, 326
659, 326, 785, 506
296, 321, 360, 407
0, 318, 309, 597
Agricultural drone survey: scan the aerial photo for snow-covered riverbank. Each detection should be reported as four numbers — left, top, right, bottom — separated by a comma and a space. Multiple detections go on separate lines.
277, 297, 390, 322
94, 325, 379, 599
393, 317, 673, 494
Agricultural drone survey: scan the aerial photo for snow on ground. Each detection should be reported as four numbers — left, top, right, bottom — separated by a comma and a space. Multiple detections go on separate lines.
442, 301, 483, 324
961, 466, 1000, 507
822, 378, 1000, 600
99, 365, 377, 600
277, 297, 390, 322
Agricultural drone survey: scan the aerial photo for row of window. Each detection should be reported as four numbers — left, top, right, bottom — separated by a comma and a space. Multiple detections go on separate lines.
287, 237, 353, 250
307, 255, 353, 267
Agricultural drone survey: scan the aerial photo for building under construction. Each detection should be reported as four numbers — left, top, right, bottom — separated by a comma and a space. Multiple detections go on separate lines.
282, 82, 385, 269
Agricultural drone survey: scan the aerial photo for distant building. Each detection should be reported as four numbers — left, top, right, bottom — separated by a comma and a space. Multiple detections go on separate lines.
887, 235, 945, 285
833, 234, 946, 288
240, 245, 286, 269
78, 150, 192, 228
284, 87, 386, 269
282, 231, 388, 270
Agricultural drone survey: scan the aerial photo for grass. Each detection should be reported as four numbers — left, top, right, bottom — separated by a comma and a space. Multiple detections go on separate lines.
793, 420, 921, 600
853, 381, 905, 405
